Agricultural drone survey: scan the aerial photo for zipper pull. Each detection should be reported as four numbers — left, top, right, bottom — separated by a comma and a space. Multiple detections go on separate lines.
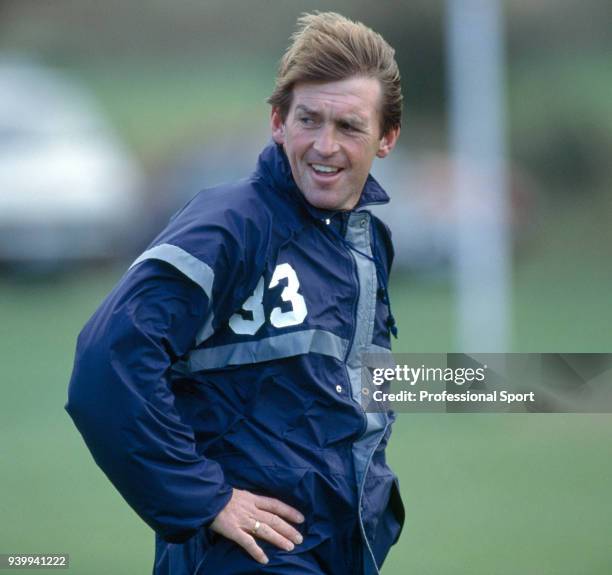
386, 314, 398, 339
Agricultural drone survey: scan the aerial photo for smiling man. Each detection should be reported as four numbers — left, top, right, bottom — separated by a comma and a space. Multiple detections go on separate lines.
271, 76, 397, 211
67, 11, 404, 575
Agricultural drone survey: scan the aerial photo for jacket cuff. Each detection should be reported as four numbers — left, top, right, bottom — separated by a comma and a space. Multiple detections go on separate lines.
159, 482, 233, 544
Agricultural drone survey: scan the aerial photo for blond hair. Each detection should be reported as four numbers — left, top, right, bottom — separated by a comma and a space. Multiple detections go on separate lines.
268, 11, 402, 136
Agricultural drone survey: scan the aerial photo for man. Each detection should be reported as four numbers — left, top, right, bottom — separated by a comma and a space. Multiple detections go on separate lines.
66, 11, 404, 575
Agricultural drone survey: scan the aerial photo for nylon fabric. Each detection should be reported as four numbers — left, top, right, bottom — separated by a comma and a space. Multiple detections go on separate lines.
184, 328, 348, 372
66, 142, 404, 575
130, 243, 215, 298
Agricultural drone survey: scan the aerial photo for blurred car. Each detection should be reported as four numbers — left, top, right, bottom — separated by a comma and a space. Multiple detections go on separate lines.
0, 56, 143, 270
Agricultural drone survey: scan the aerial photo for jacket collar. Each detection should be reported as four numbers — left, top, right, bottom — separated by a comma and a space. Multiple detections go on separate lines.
255, 142, 390, 219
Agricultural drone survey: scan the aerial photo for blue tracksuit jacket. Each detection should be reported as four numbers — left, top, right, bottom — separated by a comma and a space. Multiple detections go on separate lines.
66, 142, 405, 574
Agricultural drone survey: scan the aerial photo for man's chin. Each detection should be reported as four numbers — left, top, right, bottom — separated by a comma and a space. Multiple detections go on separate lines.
300, 187, 352, 211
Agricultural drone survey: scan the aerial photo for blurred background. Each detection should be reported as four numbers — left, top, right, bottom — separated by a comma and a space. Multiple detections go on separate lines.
1, 0, 611, 573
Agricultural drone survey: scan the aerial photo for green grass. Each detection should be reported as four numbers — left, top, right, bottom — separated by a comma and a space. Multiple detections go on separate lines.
384, 414, 612, 575
1, 269, 151, 573
2, 59, 611, 570
2, 17, 611, 575
1, 220, 611, 574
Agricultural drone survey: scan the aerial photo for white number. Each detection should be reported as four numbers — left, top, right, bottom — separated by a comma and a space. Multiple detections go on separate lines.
229, 276, 265, 335
269, 263, 308, 328
229, 263, 307, 334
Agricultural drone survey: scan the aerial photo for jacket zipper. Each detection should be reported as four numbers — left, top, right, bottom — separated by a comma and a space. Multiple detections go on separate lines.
342, 215, 368, 438
356, 421, 389, 575
340, 212, 387, 575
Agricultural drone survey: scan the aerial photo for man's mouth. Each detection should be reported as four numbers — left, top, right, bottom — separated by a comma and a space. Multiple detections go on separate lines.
309, 163, 344, 179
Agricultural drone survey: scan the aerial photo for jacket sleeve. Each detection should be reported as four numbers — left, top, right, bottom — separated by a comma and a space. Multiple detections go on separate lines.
66, 260, 232, 542
65, 188, 272, 543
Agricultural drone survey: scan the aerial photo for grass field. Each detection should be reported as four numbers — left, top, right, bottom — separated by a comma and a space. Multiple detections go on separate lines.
2, 56, 611, 575
1, 221, 611, 574
1, 11, 611, 572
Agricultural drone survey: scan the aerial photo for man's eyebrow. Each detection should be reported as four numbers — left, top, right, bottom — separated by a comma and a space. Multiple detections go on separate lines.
338, 114, 367, 127
294, 105, 367, 127
294, 104, 319, 115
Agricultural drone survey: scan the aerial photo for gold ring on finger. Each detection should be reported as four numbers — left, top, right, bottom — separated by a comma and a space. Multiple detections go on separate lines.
252, 520, 261, 534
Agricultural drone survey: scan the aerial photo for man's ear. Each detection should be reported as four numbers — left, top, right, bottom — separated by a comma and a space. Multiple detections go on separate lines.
271, 107, 285, 145
376, 125, 400, 158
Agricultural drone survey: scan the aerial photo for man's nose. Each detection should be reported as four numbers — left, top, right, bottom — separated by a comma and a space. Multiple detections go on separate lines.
313, 125, 339, 156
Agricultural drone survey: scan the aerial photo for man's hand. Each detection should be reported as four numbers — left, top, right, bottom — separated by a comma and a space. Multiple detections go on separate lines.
210, 488, 305, 564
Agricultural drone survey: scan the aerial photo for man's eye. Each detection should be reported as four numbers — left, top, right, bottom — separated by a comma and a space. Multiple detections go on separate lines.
299, 117, 314, 125
340, 122, 356, 132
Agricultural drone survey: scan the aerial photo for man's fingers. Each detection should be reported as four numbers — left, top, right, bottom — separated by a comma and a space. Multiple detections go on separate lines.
233, 530, 269, 565
254, 495, 305, 524
209, 489, 306, 562
250, 520, 297, 552
254, 509, 303, 545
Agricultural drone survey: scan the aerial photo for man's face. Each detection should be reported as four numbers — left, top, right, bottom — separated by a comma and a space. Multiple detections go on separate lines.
271, 76, 399, 211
